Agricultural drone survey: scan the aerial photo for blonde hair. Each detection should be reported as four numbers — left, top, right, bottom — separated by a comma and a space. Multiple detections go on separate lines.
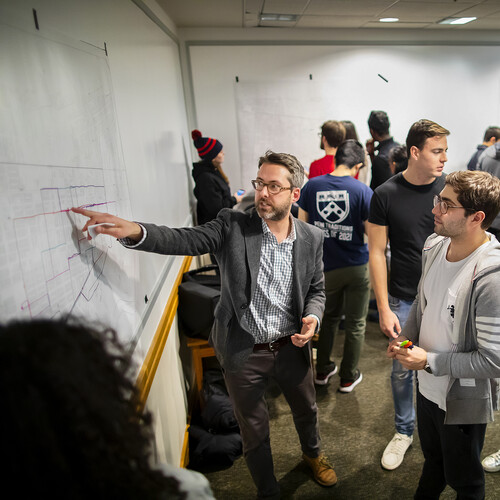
216, 165, 230, 185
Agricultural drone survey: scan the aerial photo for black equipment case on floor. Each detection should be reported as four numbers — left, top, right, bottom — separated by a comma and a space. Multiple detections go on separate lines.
178, 264, 221, 340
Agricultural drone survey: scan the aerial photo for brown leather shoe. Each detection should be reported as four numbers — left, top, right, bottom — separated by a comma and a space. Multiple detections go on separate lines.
302, 453, 338, 486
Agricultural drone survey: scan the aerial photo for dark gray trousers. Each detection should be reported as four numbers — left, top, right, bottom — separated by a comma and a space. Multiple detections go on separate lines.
224, 342, 320, 498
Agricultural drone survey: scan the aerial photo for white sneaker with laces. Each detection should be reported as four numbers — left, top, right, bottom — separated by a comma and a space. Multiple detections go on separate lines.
482, 449, 500, 472
381, 432, 413, 470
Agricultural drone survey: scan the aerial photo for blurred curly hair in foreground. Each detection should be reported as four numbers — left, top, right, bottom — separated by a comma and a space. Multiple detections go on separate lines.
0, 319, 185, 499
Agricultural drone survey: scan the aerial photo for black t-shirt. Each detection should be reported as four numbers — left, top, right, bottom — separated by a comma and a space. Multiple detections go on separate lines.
369, 172, 446, 301
369, 155, 393, 191
370, 137, 400, 191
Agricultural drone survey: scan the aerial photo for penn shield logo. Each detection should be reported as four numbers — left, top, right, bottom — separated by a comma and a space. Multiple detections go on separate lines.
316, 190, 350, 224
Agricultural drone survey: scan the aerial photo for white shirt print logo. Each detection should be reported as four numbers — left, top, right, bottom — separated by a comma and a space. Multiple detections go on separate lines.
316, 190, 350, 224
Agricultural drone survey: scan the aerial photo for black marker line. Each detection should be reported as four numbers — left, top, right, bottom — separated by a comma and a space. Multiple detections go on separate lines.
378, 73, 389, 83
80, 40, 107, 53
33, 9, 39, 30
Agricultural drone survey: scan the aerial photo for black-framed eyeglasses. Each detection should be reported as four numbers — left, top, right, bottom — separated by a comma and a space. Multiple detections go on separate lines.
433, 195, 471, 215
251, 180, 293, 195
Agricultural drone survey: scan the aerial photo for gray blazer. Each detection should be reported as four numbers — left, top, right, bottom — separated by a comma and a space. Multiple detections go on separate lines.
138, 208, 325, 372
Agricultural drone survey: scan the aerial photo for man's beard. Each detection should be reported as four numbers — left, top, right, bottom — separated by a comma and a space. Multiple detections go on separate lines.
434, 217, 467, 238
256, 197, 291, 221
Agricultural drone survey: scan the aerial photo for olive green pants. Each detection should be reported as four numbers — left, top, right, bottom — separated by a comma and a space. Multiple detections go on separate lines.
316, 263, 370, 381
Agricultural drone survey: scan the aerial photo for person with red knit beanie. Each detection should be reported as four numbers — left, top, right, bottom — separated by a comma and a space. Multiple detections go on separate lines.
191, 129, 243, 225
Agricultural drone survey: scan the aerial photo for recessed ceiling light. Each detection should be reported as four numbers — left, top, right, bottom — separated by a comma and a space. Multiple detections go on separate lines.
438, 17, 477, 25
260, 13, 298, 22
379, 18, 399, 23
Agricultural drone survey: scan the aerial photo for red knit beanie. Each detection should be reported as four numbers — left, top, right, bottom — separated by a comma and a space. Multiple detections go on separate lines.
191, 130, 223, 161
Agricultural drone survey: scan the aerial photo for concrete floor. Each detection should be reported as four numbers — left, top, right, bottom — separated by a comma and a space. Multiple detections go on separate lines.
199, 319, 500, 499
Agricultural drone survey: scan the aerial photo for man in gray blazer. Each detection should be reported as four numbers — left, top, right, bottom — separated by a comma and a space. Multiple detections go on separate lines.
73, 150, 337, 499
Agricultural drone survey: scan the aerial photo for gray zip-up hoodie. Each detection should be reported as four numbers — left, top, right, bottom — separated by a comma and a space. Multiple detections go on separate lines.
477, 143, 500, 230
402, 232, 500, 424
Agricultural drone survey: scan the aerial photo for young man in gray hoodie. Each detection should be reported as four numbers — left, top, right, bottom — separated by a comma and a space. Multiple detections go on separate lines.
388, 170, 500, 499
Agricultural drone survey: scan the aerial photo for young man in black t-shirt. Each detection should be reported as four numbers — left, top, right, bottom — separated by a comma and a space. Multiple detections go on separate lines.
367, 119, 449, 470
366, 110, 400, 191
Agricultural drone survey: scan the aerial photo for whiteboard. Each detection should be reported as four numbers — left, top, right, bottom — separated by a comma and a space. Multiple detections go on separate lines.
0, 23, 140, 342
0, 3, 192, 354
235, 80, 326, 186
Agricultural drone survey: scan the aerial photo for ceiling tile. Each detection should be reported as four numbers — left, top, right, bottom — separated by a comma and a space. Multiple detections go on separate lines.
398, 0, 476, 3
457, 5, 500, 16
379, 2, 474, 20
304, 0, 396, 17
158, 0, 242, 27
297, 15, 374, 28
262, 0, 309, 15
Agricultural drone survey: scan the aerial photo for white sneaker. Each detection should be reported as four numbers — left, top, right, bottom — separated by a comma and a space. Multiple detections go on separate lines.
482, 449, 500, 472
314, 364, 337, 385
338, 370, 363, 393
381, 432, 413, 470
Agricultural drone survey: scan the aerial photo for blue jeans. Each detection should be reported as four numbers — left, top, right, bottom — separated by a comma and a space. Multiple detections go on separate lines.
389, 294, 415, 437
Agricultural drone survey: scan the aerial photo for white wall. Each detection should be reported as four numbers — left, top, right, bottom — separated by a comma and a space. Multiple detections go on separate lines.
187, 41, 500, 187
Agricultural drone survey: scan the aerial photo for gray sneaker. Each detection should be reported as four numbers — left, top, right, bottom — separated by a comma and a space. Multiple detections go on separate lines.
381, 432, 413, 470
482, 449, 500, 472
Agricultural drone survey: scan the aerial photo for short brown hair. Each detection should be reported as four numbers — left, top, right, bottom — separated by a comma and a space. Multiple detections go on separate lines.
258, 150, 305, 188
321, 121, 346, 148
406, 119, 450, 157
445, 170, 500, 229
483, 126, 500, 142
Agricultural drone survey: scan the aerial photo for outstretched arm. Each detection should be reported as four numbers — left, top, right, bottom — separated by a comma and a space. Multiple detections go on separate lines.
72, 207, 143, 241
73, 206, 229, 258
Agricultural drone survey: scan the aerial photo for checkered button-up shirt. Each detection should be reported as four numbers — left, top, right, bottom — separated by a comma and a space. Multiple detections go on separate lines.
244, 218, 297, 343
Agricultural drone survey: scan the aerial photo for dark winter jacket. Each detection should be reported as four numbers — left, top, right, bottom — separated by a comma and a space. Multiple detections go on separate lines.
192, 160, 236, 225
